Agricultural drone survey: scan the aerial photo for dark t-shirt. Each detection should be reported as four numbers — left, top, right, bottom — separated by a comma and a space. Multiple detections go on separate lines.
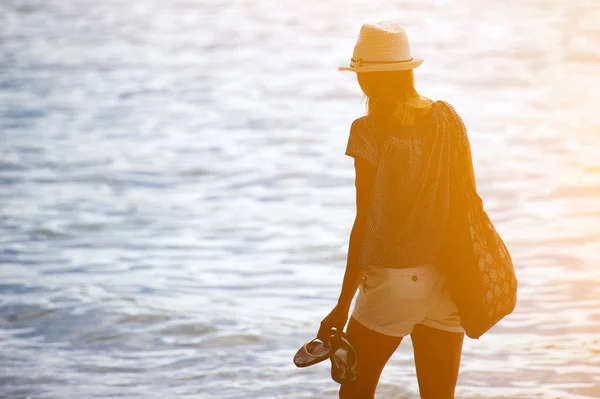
345, 101, 472, 269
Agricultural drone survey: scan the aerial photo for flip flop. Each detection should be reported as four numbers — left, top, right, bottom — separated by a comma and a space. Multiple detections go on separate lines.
330, 334, 357, 384
293, 331, 342, 368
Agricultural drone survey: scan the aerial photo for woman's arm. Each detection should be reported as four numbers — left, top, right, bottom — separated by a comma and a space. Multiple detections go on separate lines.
317, 157, 375, 340
337, 157, 375, 309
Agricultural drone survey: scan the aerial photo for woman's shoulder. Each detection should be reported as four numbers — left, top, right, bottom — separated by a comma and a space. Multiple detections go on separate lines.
431, 100, 462, 119
350, 115, 369, 130
349, 116, 375, 140
431, 100, 469, 145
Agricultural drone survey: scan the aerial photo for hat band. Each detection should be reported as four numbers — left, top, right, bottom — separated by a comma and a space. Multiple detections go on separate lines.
350, 57, 414, 67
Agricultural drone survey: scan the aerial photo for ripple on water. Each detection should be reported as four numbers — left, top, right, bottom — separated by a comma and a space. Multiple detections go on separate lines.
199, 334, 263, 348
117, 312, 173, 325
158, 321, 217, 336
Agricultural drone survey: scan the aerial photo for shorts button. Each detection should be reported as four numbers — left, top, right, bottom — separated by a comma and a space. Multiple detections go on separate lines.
412, 275, 418, 282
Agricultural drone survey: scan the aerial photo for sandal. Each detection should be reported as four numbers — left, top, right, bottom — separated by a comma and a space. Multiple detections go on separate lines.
293, 330, 343, 368
330, 334, 357, 384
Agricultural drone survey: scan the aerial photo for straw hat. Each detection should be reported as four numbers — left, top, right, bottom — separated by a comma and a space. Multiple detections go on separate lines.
338, 22, 423, 73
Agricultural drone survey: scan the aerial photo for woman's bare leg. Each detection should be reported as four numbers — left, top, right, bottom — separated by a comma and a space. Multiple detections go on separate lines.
339, 316, 403, 399
410, 324, 464, 399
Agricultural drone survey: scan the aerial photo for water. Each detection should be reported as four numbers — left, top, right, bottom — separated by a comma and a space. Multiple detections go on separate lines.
1, 0, 600, 398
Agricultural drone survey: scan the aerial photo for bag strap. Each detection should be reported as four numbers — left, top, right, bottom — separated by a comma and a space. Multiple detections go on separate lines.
437, 101, 478, 190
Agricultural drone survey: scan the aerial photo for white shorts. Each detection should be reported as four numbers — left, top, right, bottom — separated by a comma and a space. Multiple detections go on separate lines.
352, 264, 464, 337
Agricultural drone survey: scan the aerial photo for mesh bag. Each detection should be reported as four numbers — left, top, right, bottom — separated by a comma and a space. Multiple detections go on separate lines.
437, 101, 518, 339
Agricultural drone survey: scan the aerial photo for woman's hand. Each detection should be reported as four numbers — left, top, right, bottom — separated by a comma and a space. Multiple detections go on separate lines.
317, 302, 351, 342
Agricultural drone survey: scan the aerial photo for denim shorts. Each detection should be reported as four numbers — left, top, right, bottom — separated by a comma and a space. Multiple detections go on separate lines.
352, 264, 464, 337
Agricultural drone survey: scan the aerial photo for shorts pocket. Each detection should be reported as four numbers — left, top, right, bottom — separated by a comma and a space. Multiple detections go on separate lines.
360, 269, 388, 295
388, 270, 436, 301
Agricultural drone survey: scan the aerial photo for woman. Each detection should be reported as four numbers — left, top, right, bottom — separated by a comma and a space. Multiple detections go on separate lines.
318, 22, 476, 399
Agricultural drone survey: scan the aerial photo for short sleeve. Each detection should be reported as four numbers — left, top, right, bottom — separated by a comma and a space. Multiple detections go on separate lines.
345, 118, 378, 166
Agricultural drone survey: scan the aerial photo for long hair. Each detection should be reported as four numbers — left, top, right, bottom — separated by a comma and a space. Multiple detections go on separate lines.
357, 70, 433, 130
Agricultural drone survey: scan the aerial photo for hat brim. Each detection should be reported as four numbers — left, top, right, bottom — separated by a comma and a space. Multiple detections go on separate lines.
338, 58, 423, 73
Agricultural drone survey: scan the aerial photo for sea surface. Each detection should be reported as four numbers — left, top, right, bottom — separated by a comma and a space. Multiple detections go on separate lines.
1, 0, 600, 398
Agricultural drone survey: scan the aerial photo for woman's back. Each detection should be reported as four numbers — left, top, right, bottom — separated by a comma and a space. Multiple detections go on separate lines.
346, 101, 454, 269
